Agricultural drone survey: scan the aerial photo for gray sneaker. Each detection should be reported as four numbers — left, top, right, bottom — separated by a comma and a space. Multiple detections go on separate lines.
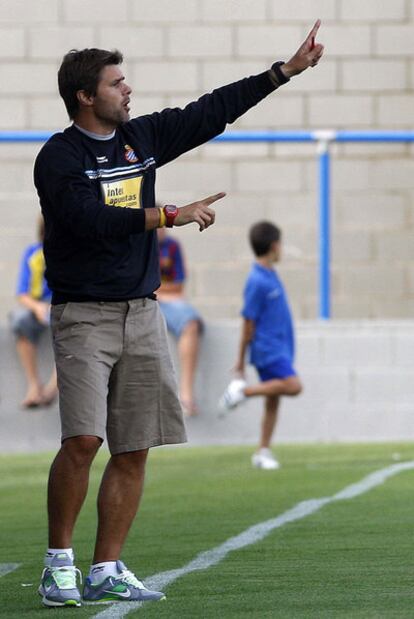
83, 560, 166, 604
38, 552, 82, 607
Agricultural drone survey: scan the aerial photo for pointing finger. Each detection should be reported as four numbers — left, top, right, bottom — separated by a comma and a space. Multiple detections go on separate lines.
305, 19, 321, 49
308, 19, 321, 40
202, 192, 226, 206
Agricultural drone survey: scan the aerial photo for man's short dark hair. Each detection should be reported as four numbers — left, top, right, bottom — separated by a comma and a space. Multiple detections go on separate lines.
249, 221, 281, 257
58, 48, 123, 119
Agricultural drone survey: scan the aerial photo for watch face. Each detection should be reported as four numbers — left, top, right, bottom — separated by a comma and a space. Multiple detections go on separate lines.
164, 204, 178, 227
165, 204, 177, 215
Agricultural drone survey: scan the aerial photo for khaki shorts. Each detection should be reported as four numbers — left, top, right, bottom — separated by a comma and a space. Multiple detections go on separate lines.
51, 298, 187, 455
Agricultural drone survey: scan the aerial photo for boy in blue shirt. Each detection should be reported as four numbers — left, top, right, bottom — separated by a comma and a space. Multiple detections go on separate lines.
219, 221, 302, 470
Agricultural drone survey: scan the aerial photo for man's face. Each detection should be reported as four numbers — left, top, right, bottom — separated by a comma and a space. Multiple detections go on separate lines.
92, 64, 132, 127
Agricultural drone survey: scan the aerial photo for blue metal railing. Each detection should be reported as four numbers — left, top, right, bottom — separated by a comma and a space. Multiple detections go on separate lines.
2, 129, 414, 319
213, 130, 414, 318
318, 142, 331, 320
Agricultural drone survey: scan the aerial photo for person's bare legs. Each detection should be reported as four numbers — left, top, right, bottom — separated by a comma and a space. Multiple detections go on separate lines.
245, 375, 302, 399
178, 320, 200, 416
15, 336, 43, 407
260, 395, 280, 450
42, 366, 58, 406
48, 435, 102, 548
93, 449, 149, 563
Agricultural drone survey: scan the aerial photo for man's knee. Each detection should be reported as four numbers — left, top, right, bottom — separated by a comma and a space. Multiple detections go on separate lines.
111, 448, 149, 473
61, 435, 102, 465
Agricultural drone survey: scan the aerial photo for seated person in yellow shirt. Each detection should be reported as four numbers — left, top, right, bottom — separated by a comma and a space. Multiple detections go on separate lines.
10, 218, 57, 408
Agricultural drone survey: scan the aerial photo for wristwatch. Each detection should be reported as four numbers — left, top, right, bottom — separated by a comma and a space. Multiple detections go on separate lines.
270, 61, 290, 86
163, 204, 178, 227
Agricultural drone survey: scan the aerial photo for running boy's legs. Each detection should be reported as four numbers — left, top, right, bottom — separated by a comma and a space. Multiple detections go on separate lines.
244, 374, 302, 399
251, 392, 283, 470
260, 395, 279, 450
251, 367, 301, 469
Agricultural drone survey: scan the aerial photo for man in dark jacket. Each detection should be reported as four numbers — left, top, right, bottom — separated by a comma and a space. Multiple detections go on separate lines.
34, 20, 323, 607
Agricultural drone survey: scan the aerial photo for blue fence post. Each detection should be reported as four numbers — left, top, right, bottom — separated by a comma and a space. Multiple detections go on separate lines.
314, 132, 335, 320
319, 147, 330, 319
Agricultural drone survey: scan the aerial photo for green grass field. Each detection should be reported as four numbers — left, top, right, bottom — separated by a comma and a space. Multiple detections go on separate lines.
1, 443, 414, 618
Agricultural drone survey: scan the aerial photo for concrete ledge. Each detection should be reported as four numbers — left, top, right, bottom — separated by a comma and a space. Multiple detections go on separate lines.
1, 320, 414, 453
179, 320, 414, 446
0, 327, 60, 453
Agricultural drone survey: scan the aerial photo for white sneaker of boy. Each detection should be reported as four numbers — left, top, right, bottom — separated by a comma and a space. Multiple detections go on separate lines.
218, 378, 247, 414
251, 448, 280, 470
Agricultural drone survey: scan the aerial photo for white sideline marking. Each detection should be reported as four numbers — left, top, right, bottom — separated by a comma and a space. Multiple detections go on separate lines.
0, 563, 20, 577
94, 461, 414, 619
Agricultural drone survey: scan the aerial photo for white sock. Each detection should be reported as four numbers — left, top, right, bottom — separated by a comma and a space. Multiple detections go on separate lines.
89, 561, 118, 584
44, 548, 74, 566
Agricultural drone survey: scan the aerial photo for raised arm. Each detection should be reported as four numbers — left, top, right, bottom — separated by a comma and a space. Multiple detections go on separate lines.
135, 20, 324, 168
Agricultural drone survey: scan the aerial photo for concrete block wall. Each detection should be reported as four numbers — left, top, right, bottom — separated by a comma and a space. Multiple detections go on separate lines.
186, 320, 414, 446
1, 2, 414, 321
2, 320, 414, 452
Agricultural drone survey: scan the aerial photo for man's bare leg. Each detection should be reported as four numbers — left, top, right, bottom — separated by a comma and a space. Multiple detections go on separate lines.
93, 449, 148, 563
48, 436, 102, 548
42, 367, 59, 406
